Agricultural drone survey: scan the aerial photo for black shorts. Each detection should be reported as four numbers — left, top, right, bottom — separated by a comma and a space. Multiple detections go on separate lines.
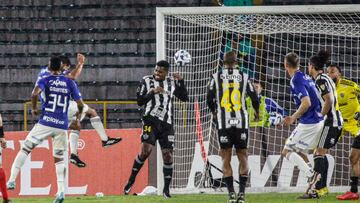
141, 116, 174, 150
218, 127, 248, 149
352, 135, 360, 149
317, 121, 342, 149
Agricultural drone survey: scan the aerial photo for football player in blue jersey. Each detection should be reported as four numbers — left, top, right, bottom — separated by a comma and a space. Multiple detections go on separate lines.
7, 56, 85, 203
281, 52, 324, 199
37, 54, 122, 167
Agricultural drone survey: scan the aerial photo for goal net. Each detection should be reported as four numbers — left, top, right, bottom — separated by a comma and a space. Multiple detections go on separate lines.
156, 5, 360, 193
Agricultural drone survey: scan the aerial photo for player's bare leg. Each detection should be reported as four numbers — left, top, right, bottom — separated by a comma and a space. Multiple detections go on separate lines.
162, 148, 173, 198
236, 149, 248, 203
124, 143, 152, 195
220, 148, 236, 203
87, 108, 122, 147
68, 121, 86, 168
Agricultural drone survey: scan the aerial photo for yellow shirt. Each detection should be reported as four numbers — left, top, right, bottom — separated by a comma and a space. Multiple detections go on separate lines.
336, 78, 360, 120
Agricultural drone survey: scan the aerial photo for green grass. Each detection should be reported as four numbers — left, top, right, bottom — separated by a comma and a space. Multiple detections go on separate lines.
9, 193, 346, 203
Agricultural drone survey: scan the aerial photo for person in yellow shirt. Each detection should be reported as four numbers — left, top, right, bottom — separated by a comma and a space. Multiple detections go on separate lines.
327, 64, 360, 200
246, 81, 288, 127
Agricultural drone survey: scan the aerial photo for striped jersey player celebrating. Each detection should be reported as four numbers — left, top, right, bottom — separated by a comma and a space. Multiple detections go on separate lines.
306, 50, 343, 198
327, 65, 360, 200
37, 54, 121, 167
207, 51, 259, 203
124, 60, 188, 198
7, 56, 85, 203
281, 52, 324, 198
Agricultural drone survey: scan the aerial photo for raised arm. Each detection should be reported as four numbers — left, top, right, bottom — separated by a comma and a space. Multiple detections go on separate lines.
66, 53, 85, 80
246, 81, 260, 117
137, 79, 155, 106
266, 97, 288, 116
206, 77, 217, 114
173, 73, 189, 102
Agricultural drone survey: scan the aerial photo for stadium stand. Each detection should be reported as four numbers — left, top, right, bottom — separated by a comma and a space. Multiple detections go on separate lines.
0, 0, 211, 131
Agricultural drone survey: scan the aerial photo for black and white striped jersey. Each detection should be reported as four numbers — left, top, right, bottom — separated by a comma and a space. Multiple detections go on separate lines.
137, 75, 189, 124
315, 73, 343, 127
207, 68, 259, 130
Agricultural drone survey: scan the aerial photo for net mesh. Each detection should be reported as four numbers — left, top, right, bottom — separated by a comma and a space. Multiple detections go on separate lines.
163, 10, 360, 192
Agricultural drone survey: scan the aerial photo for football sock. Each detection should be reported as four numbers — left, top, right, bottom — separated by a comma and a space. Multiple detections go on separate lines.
129, 155, 145, 182
90, 116, 108, 141
223, 176, 235, 193
9, 150, 28, 182
163, 162, 173, 192
350, 176, 358, 193
286, 152, 313, 178
69, 130, 80, 155
322, 155, 329, 188
314, 155, 325, 189
239, 175, 248, 195
0, 168, 8, 200
55, 161, 66, 194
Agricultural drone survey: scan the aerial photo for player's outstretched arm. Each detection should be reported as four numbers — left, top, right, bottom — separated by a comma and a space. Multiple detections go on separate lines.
266, 97, 288, 116
136, 79, 155, 106
67, 53, 85, 80
247, 81, 260, 119
173, 73, 189, 102
206, 77, 216, 114
283, 96, 311, 126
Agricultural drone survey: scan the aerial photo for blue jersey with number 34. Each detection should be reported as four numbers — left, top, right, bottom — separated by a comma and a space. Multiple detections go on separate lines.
36, 75, 82, 129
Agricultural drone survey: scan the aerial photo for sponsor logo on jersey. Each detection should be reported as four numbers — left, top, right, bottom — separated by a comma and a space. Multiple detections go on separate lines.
228, 119, 240, 126
42, 115, 65, 125
220, 136, 228, 143
220, 74, 242, 82
49, 79, 67, 87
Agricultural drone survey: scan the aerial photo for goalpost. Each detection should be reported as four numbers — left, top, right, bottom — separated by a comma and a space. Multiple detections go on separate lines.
156, 4, 360, 194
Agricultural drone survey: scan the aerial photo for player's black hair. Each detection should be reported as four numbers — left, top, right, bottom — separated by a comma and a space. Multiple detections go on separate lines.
156, 60, 170, 71
59, 55, 71, 66
224, 51, 237, 66
328, 64, 342, 74
309, 50, 330, 71
285, 52, 299, 68
49, 56, 62, 71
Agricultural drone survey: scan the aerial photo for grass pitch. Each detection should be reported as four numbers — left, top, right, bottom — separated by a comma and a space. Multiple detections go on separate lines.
10, 193, 346, 203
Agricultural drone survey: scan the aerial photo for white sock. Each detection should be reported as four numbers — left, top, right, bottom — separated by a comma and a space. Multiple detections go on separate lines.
9, 150, 28, 182
286, 152, 313, 178
90, 116, 108, 141
55, 161, 66, 194
69, 130, 80, 155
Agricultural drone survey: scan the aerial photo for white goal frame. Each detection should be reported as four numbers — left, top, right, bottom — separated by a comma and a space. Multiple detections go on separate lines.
156, 4, 360, 195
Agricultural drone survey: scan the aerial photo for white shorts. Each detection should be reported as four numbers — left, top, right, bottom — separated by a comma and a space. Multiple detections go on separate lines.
285, 120, 324, 152
67, 100, 89, 125
25, 124, 68, 158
